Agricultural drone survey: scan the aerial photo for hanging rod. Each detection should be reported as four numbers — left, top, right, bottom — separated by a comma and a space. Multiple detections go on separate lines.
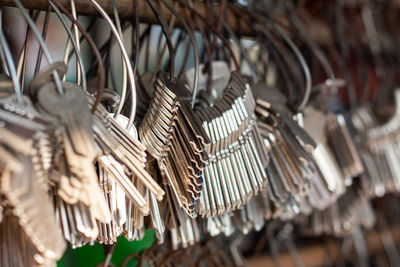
0, 0, 253, 36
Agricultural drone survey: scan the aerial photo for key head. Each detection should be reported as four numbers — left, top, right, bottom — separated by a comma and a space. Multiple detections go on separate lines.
251, 83, 291, 115
37, 82, 97, 157
29, 62, 68, 101
37, 82, 87, 116
156, 71, 192, 101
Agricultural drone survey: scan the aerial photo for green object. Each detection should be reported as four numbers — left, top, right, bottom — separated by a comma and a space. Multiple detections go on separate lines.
57, 230, 156, 267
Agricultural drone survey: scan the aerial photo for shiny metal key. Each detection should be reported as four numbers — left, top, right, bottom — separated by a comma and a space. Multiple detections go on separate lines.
139, 72, 209, 217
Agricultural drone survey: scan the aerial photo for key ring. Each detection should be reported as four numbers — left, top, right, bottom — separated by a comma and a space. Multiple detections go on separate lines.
62, 0, 82, 86
89, 0, 137, 129
49, 0, 87, 92
158, 0, 200, 108
12, 0, 64, 95
0, 11, 22, 103
48, 0, 105, 113
110, 0, 128, 121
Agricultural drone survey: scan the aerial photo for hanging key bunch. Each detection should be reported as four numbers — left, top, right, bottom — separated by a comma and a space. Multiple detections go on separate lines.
253, 84, 317, 219
194, 72, 268, 232
3, 0, 400, 265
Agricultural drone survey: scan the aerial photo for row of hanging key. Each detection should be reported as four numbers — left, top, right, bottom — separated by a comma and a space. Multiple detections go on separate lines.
197, 78, 369, 237
0, 71, 165, 250
298, 178, 375, 237
0, 0, 386, 261
0, 88, 66, 265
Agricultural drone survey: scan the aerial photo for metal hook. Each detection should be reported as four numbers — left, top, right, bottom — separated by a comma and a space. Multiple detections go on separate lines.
34, 6, 50, 76
89, 0, 137, 129
16, 10, 39, 92
111, 0, 128, 120
62, 0, 82, 86
48, 0, 87, 91
268, 21, 311, 111
0, 10, 23, 103
177, 0, 240, 71
49, 0, 105, 113
12, 0, 64, 95
158, 0, 200, 108
145, 0, 175, 80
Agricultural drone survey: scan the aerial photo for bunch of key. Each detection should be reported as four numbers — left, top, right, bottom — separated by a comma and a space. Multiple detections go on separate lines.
299, 178, 375, 237
351, 90, 400, 196
232, 194, 266, 234
161, 185, 201, 249
0, 82, 65, 265
22, 62, 164, 250
139, 71, 210, 218
194, 72, 268, 220
302, 106, 348, 210
252, 83, 317, 220
28, 71, 113, 247
89, 93, 165, 245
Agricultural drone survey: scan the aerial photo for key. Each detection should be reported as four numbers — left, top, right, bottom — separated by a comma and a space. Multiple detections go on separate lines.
0, 151, 66, 260
0, 95, 66, 259
207, 109, 229, 214
326, 114, 364, 179
255, 98, 314, 192
359, 149, 385, 197
139, 72, 210, 217
0, 209, 55, 266
263, 136, 292, 215
36, 81, 110, 223
91, 112, 164, 201
194, 72, 269, 218
303, 107, 345, 195
99, 155, 149, 215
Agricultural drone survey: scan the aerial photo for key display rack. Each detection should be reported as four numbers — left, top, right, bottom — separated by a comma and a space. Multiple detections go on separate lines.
1, 0, 400, 266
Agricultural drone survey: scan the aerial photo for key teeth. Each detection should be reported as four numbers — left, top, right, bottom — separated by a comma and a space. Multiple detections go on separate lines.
139, 72, 210, 217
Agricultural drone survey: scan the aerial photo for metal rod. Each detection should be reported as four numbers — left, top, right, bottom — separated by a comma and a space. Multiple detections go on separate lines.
0, 0, 253, 36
